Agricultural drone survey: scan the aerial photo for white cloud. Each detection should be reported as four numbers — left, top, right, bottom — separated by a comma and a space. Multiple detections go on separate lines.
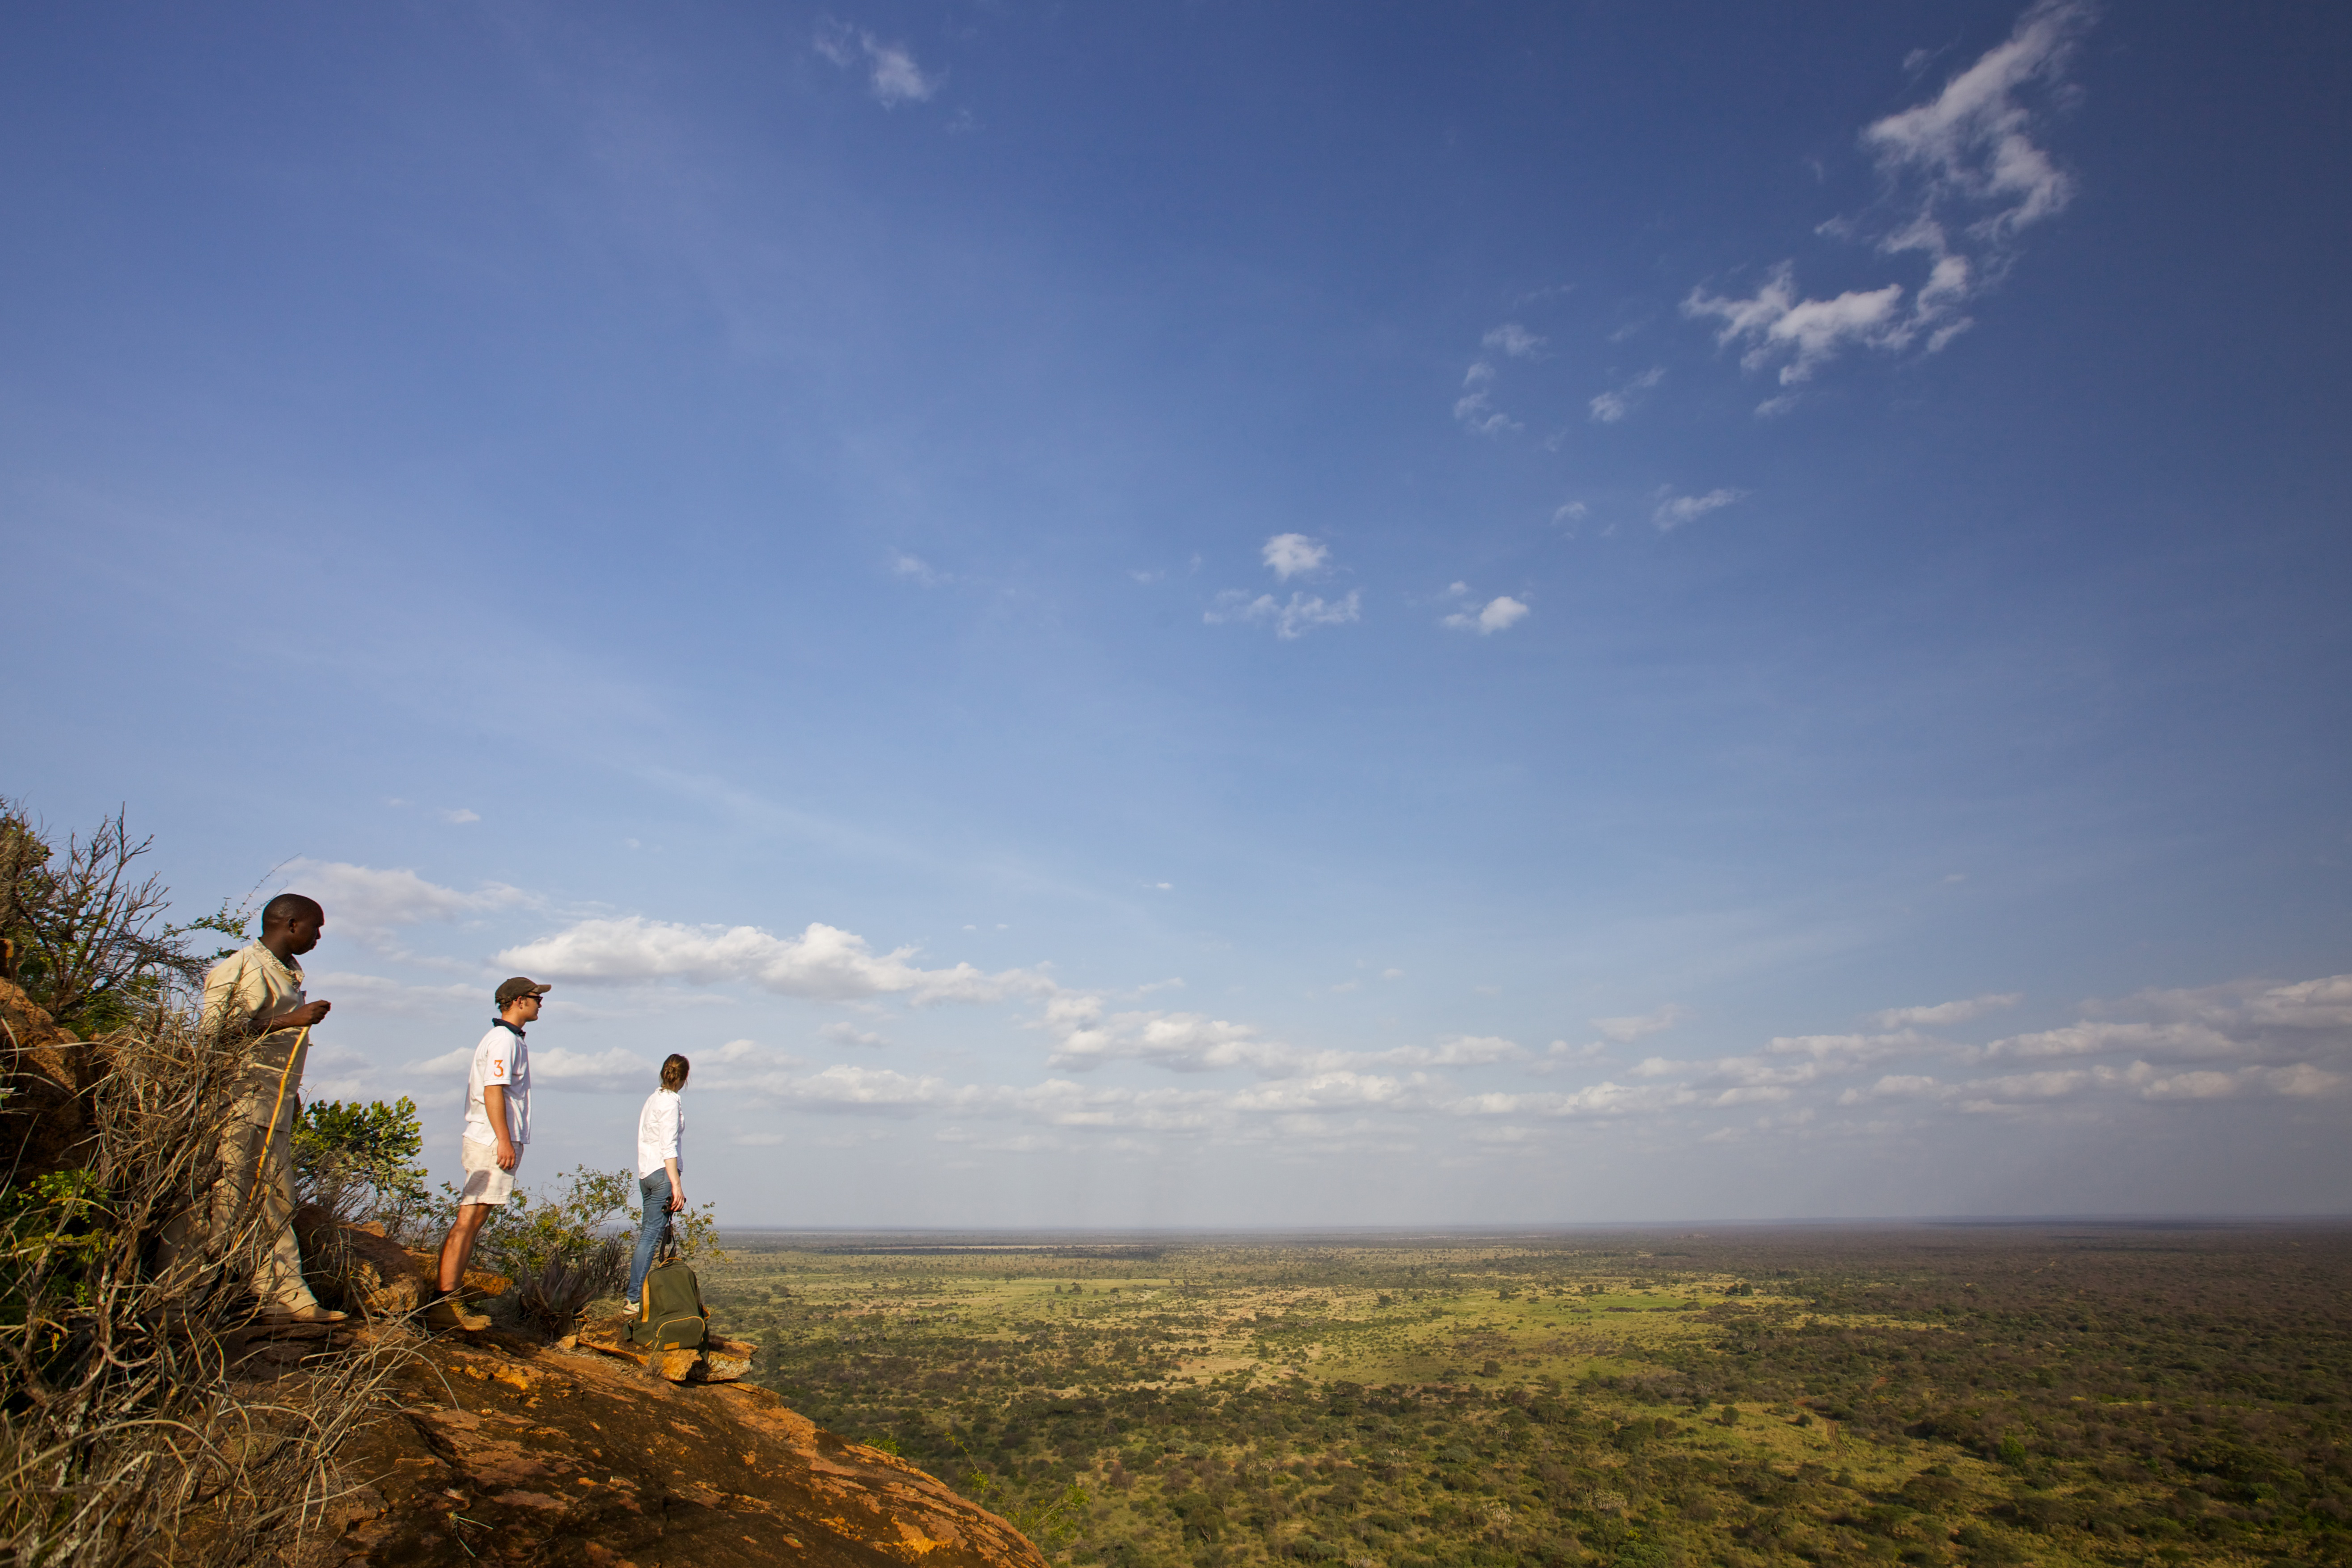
494, 916, 1050, 1005
1591, 1003, 1690, 1043
1453, 1081, 1700, 1120
439, 808, 481, 825
405, 1045, 477, 1077
889, 550, 943, 585
1652, 488, 1742, 531
1441, 595, 1530, 635
1838, 1073, 1946, 1106
1481, 323, 1545, 359
1869, 993, 2023, 1028
1588, 367, 1664, 424
1862, 0, 2089, 241
1553, 502, 1588, 526
1684, 266, 1909, 386
2109, 972, 2352, 1036
1261, 533, 1329, 580
530, 1045, 659, 1092
305, 971, 482, 1017
820, 1021, 890, 1049
1204, 588, 1362, 639
2259, 1063, 2347, 1098
1422, 1035, 1527, 1067
1981, 1019, 2241, 1063
1041, 994, 1523, 1082
1684, 1, 2092, 388
816, 22, 940, 106
276, 859, 530, 942
1452, 387, 1519, 436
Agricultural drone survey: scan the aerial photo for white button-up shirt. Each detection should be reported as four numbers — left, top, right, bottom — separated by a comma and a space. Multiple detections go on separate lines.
636, 1087, 683, 1179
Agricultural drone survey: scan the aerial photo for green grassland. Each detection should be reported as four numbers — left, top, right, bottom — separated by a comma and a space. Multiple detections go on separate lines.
690, 1226, 2352, 1568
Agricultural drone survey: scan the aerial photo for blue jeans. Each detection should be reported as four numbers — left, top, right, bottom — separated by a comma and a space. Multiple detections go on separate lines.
628, 1169, 673, 1303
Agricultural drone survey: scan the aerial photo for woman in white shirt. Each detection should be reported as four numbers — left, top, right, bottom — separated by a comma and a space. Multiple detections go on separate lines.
625, 1053, 690, 1312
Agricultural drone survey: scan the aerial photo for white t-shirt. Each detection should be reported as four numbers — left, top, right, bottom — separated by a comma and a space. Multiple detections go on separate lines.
463, 1023, 531, 1147
636, 1088, 684, 1179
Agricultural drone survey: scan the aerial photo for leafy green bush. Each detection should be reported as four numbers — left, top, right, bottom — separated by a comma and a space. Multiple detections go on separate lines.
293, 1096, 431, 1240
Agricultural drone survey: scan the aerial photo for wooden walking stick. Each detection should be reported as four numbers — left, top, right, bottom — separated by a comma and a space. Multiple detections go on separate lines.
245, 1023, 311, 1205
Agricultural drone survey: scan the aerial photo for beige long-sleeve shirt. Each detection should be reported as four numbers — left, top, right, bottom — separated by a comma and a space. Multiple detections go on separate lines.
202, 941, 310, 1075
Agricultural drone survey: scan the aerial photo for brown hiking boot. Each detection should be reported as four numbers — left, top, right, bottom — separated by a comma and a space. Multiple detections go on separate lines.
424, 1293, 490, 1332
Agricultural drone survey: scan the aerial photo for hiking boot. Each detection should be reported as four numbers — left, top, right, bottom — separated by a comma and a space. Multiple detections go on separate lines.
423, 1293, 490, 1332
260, 1302, 349, 1326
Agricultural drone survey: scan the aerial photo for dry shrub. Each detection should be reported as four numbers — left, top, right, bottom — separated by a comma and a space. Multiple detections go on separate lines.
512, 1237, 628, 1338
0, 1006, 421, 1566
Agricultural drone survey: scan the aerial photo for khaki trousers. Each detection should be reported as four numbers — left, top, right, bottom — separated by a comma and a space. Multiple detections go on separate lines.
156, 1031, 320, 1311
217, 1044, 321, 1312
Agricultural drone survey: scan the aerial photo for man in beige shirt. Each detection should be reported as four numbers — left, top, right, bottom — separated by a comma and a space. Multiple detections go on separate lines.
198, 892, 344, 1324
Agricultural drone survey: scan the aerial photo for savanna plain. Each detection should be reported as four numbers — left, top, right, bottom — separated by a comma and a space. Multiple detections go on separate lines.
690, 1226, 2352, 1568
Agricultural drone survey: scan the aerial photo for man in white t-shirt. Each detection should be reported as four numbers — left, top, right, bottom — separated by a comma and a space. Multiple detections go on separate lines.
425, 976, 546, 1332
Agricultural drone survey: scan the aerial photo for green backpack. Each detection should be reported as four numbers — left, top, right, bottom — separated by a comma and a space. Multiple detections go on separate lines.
629, 1226, 708, 1351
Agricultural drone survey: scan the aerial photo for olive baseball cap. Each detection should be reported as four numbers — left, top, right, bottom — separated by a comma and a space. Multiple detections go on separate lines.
495, 976, 552, 1006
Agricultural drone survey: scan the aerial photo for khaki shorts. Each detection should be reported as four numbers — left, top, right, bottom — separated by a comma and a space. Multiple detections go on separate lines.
458, 1138, 520, 1206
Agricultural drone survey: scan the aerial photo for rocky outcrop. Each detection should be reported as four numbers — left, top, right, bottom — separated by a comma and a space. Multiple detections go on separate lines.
322, 1323, 1049, 1568
0, 977, 102, 1180
292, 1206, 433, 1316
574, 1310, 758, 1384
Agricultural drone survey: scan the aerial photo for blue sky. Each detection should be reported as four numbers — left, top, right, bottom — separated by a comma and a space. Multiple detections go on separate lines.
5, 1, 2348, 1225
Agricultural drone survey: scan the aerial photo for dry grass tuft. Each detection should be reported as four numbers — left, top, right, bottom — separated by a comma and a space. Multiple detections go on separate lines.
1, 1006, 423, 1566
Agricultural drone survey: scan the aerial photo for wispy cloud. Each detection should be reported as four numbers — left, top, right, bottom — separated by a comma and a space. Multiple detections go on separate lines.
627, 961, 2350, 1148
1205, 590, 1362, 639
1863, 0, 2089, 242
1452, 325, 1544, 434
1588, 367, 1664, 424
1453, 373, 1519, 436
1870, 992, 2023, 1028
889, 549, 944, 585
1684, 267, 1911, 387
1441, 595, 1530, 635
814, 21, 941, 107
495, 916, 1051, 1005
275, 859, 531, 944
1684, 0, 2092, 397
1652, 488, 1742, 531
1592, 1003, 1691, 1044
1208, 536, 1357, 637
1261, 533, 1329, 580
1481, 323, 1545, 359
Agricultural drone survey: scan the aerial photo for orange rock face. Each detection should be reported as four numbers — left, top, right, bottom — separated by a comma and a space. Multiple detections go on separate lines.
323, 1328, 1049, 1568
0, 977, 98, 1180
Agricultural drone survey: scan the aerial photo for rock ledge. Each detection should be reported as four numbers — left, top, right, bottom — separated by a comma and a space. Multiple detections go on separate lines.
324, 1324, 1046, 1568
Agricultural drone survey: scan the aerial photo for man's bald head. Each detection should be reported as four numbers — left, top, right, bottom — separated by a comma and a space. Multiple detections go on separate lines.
262, 893, 324, 933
